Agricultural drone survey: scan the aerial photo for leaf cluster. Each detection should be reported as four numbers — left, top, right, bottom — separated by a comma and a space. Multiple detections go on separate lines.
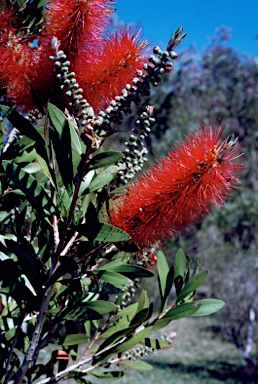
0, 102, 223, 383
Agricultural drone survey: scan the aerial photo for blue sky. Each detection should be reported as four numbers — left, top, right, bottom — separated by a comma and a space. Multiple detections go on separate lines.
115, 0, 258, 57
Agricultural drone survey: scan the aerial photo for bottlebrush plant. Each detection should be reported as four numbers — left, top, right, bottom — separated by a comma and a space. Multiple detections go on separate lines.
0, 1, 242, 383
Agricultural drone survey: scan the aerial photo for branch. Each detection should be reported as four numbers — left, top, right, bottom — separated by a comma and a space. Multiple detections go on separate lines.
14, 284, 54, 384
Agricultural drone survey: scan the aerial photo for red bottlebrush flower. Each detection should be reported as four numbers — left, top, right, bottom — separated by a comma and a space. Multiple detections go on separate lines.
45, 0, 113, 55
0, 31, 55, 110
109, 125, 243, 250
0, 4, 55, 110
0, 2, 147, 112
74, 26, 148, 111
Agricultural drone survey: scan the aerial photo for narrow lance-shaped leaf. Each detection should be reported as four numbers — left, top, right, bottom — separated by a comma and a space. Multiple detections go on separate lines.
50, 122, 74, 193
191, 299, 225, 317
75, 222, 130, 242
81, 300, 118, 315
36, 153, 56, 188
93, 270, 132, 289
2, 160, 56, 216
62, 334, 89, 346
87, 151, 123, 170
16, 148, 37, 164
174, 248, 186, 295
88, 166, 119, 192
176, 270, 209, 304
164, 302, 201, 319
129, 308, 149, 327
114, 327, 151, 354
157, 251, 174, 312
137, 290, 150, 312
48, 102, 82, 155
157, 250, 169, 302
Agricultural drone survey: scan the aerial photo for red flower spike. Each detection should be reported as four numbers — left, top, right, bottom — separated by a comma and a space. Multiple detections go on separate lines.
74, 26, 148, 112
45, 0, 113, 55
0, 32, 55, 110
109, 125, 244, 250
0, 2, 147, 112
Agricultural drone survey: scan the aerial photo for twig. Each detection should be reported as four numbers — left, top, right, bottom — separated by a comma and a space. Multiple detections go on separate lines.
77, 242, 111, 264
5, 312, 26, 382
35, 356, 93, 384
60, 231, 78, 256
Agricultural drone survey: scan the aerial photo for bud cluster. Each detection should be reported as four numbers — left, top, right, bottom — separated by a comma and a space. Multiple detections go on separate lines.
116, 107, 155, 184
160, 332, 176, 345
50, 38, 94, 132
116, 278, 141, 309
26, 109, 43, 126
93, 46, 178, 135
122, 344, 155, 361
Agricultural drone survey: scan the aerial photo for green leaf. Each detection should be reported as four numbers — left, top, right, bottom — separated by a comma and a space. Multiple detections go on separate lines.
129, 308, 149, 327
21, 163, 42, 173
96, 325, 138, 355
151, 318, 172, 331
119, 360, 153, 371
36, 153, 56, 187
60, 307, 102, 322
95, 223, 130, 242
88, 151, 123, 170
48, 103, 82, 155
5, 326, 17, 341
78, 170, 95, 196
176, 270, 209, 303
191, 299, 225, 317
109, 264, 155, 279
62, 334, 89, 346
174, 248, 186, 295
76, 222, 130, 242
93, 270, 132, 289
157, 251, 174, 312
2, 160, 56, 216
16, 148, 37, 163
20, 274, 37, 296
82, 300, 118, 315
89, 166, 119, 192
164, 302, 201, 320
114, 327, 151, 354
50, 121, 74, 193
157, 251, 169, 298
5, 239, 44, 279
116, 303, 138, 318
137, 290, 150, 312
140, 337, 172, 350
91, 371, 124, 380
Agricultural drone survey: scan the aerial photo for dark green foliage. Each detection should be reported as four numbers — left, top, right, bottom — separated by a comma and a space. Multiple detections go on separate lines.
0, 101, 220, 383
